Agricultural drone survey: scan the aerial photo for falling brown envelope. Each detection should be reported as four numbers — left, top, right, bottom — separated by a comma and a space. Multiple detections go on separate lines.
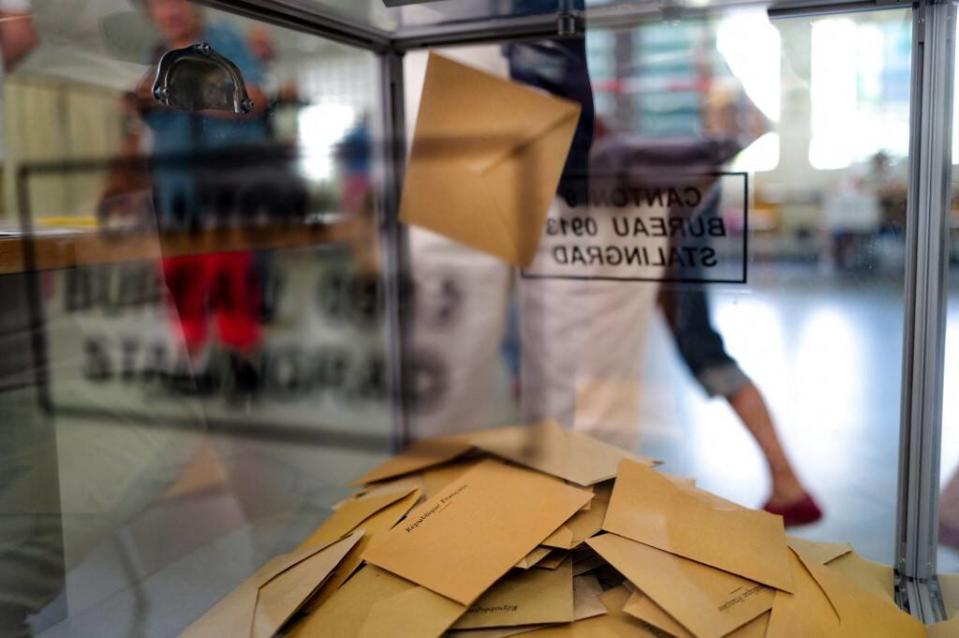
469, 420, 656, 487
399, 53, 581, 268
364, 459, 592, 606
181, 530, 363, 638
587, 533, 774, 638
453, 558, 574, 630
354, 433, 475, 485
603, 460, 792, 592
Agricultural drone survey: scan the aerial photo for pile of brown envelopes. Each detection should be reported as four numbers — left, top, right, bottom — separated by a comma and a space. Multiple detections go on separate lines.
182, 421, 957, 637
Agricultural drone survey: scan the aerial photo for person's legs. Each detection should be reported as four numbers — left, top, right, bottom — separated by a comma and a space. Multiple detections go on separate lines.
210, 251, 262, 399
669, 285, 821, 523
726, 378, 806, 505
161, 254, 211, 357
211, 251, 261, 355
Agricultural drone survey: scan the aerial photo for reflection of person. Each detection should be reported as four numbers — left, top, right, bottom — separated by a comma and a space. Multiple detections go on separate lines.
662, 188, 822, 526
0, 8, 54, 638
134, 0, 269, 398
659, 80, 823, 526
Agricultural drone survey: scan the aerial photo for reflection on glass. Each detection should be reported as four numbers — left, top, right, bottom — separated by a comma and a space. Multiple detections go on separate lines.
580, 8, 911, 561
0, 1, 387, 636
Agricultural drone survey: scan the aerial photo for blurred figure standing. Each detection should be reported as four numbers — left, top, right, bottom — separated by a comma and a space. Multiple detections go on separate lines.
133, 0, 269, 400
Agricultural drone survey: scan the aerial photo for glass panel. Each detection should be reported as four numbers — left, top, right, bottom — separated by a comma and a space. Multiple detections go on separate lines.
0, 1, 389, 635
939, 19, 959, 617
404, 6, 912, 574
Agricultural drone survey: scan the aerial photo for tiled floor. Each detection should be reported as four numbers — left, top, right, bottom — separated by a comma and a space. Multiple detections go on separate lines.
17, 262, 959, 637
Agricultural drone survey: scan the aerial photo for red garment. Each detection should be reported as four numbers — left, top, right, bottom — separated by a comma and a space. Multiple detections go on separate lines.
162, 251, 261, 354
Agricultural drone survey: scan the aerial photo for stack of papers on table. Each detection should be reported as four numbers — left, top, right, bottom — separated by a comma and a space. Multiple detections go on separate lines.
181, 422, 944, 637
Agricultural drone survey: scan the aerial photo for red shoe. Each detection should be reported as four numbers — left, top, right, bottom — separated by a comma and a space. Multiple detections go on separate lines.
763, 493, 824, 527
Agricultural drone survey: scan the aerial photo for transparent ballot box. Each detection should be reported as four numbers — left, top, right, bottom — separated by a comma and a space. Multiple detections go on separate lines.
0, 0, 956, 636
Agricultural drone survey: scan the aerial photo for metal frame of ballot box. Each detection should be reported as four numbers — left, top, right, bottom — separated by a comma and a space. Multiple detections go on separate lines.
195, 0, 956, 624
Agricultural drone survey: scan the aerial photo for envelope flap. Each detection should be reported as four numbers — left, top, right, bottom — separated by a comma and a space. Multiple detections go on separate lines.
469, 420, 654, 486
252, 531, 364, 638
413, 53, 579, 175
354, 434, 475, 485
451, 558, 574, 630
400, 53, 582, 268
796, 554, 925, 637
364, 459, 592, 606
587, 533, 770, 638
786, 537, 853, 566
357, 585, 466, 638
181, 534, 350, 638
299, 488, 417, 549
400, 151, 522, 264
473, 97, 581, 174
603, 460, 792, 592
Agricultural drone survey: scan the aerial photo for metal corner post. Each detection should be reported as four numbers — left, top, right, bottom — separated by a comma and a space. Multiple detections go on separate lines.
379, 48, 412, 452
895, 0, 956, 622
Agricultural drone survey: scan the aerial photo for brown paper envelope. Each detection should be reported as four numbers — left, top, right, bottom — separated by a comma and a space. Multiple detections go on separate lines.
587, 533, 774, 638
365, 459, 592, 605
792, 549, 925, 638
292, 489, 423, 621
469, 420, 655, 487
352, 473, 426, 501
251, 532, 364, 638
453, 558, 574, 630
928, 614, 959, 638
565, 483, 612, 547
623, 589, 692, 638
357, 583, 467, 638
572, 574, 607, 621
515, 546, 553, 570
822, 550, 895, 603
449, 625, 544, 638
623, 591, 769, 638
604, 460, 792, 592
765, 549, 841, 638
449, 574, 607, 638
286, 566, 410, 637
786, 536, 853, 566
542, 525, 576, 550
572, 554, 606, 577
423, 458, 486, 498
300, 487, 417, 549
515, 617, 625, 638
181, 532, 360, 638
519, 586, 650, 637
354, 434, 474, 485
399, 53, 580, 268
726, 614, 769, 637
537, 550, 570, 571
